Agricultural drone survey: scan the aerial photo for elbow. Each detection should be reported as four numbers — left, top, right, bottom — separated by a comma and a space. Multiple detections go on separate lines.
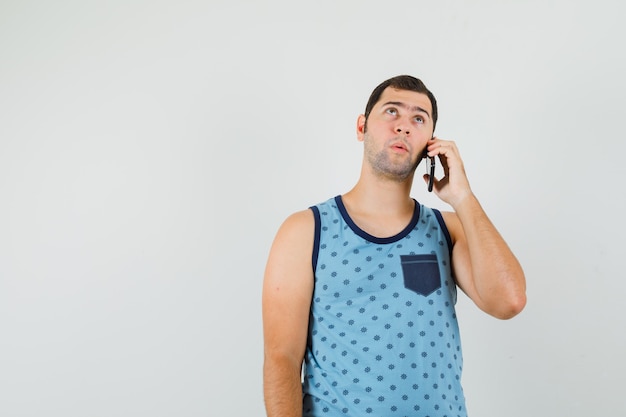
490, 267, 527, 320
491, 291, 527, 320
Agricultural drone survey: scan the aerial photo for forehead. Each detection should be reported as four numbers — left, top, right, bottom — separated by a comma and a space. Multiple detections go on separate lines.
376, 87, 432, 114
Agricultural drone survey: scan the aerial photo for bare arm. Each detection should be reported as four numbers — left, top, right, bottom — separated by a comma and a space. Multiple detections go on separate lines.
426, 138, 526, 319
262, 210, 315, 416
443, 203, 526, 319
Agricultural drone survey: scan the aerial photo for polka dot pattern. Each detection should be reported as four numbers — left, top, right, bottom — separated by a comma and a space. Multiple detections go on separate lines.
303, 196, 466, 417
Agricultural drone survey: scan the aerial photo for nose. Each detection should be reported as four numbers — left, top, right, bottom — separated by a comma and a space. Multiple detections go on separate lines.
395, 120, 410, 135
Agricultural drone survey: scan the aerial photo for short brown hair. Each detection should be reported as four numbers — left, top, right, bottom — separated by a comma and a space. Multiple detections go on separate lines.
364, 75, 438, 131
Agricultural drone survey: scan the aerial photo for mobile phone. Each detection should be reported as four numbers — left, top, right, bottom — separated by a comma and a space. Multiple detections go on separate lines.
427, 156, 435, 192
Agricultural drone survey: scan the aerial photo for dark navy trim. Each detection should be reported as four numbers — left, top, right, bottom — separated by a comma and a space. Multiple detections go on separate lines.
309, 205, 321, 272
433, 209, 453, 258
334, 195, 421, 244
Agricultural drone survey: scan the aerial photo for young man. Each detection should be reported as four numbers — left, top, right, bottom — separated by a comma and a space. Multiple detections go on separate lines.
262, 75, 526, 417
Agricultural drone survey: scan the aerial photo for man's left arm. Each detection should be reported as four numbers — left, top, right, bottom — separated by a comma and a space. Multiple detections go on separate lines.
426, 138, 527, 319
442, 202, 526, 319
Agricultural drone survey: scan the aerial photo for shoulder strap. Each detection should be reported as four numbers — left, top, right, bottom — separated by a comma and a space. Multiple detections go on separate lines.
309, 205, 321, 272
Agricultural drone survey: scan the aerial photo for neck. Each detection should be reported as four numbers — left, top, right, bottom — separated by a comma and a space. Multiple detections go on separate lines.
343, 165, 416, 216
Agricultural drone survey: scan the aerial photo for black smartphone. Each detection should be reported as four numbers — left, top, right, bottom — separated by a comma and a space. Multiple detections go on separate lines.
424, 137, 435, 192
427, 156, 435, 192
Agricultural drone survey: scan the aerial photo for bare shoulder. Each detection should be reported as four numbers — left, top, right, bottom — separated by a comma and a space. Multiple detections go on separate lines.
264, 208, 316, 288
282, 208, 315, 230
273, 208, 315, 247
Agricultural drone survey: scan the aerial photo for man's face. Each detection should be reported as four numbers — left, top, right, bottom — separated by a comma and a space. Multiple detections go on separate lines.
357, 88, 434, 181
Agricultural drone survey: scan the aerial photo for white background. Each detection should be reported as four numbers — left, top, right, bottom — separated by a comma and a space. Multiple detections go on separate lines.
1, 0, 625, 415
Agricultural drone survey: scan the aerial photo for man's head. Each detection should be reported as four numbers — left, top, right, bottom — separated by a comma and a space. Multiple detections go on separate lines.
363, 75, 438, 133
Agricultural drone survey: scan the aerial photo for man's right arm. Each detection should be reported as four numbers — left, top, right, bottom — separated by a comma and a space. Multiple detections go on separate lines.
262, 209, 315, 417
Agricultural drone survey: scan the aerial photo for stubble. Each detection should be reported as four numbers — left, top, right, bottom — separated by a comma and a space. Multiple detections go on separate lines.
363, 133, 421, 181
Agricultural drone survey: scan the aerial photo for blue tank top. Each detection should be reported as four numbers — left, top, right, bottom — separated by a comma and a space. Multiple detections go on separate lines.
303, 195, 466, 417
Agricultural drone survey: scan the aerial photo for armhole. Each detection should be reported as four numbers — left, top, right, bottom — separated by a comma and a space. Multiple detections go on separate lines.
433, 209, 453, 258
309, 206, 321, 273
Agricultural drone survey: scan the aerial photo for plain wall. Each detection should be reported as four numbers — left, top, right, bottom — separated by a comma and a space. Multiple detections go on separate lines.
1, 0, 625, 415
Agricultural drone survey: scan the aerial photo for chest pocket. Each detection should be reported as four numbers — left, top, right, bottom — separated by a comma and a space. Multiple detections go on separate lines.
400, 254, 442, 296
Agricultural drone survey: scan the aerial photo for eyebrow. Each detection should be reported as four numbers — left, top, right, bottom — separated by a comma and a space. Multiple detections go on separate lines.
382, 101, 431, 118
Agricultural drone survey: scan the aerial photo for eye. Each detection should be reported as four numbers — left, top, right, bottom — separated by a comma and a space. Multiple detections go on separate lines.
414, 116, 425, 124
385, 108, 398, 116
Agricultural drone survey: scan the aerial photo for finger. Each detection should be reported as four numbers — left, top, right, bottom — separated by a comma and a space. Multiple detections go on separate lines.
426, 137, 443, 153
427, 138, 451, 156
434, 146, 450, 174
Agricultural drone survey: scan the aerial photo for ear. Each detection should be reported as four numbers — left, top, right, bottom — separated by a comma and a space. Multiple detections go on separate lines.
356, 114, 366, 142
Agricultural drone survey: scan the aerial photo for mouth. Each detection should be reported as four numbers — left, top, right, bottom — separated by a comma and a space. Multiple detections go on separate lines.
390, 141, 409, 153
